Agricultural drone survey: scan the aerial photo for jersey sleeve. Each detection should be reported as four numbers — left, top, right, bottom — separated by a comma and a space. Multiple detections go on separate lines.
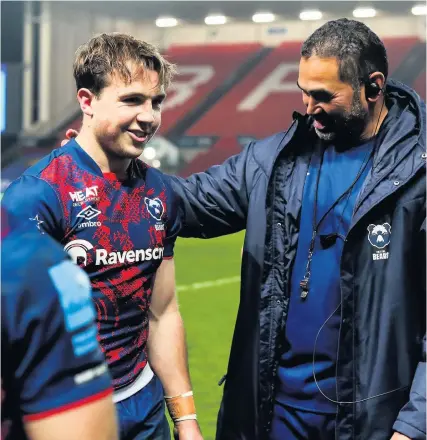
2, 256, 112, 421
1, 175, 64, 239
163, 185, 181, 259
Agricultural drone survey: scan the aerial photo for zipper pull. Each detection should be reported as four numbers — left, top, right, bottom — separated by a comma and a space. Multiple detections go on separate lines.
218, 374, 227, 386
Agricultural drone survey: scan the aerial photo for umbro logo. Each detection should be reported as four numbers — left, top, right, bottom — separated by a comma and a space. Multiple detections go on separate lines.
77, 206, 101, 221
77, 206, 101, 229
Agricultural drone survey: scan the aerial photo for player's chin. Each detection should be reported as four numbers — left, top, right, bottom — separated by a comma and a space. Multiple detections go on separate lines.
118, 143, 145, 159
124, 138, 148, 154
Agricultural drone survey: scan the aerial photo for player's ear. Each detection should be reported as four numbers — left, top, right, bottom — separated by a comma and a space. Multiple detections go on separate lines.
77, 88, 95, 117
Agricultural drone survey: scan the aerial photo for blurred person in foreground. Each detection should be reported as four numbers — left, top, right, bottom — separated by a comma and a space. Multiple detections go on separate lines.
3, 33, 202, 440
1, 208, 118, 440
62, 19, 426, 440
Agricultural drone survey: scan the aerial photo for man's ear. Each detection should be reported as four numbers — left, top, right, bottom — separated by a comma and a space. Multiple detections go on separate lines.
366, 71, 386, 103
77, 88, 95, 117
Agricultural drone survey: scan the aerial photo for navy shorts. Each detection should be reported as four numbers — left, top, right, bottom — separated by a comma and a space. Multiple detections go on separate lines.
116, 375, 171, 440
270, 402, 335, 440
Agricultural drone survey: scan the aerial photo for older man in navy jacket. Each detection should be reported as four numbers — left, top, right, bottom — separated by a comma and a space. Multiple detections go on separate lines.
170, 19, 426, 440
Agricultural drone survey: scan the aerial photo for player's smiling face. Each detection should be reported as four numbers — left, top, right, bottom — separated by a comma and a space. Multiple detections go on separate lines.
90, 64, 165, 159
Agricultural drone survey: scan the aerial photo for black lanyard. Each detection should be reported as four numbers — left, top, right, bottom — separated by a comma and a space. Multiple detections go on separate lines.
299, 98, 386, 300
299, 142, 376, 300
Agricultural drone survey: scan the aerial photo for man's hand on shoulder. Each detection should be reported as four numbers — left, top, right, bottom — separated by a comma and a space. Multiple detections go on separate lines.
60, 129, 79, 147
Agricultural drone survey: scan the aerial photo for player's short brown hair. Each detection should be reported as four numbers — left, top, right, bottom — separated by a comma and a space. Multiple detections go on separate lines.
73, 32, 176, 95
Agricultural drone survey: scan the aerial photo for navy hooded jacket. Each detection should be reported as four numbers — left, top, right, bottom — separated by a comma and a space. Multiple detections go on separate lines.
169, 79, 426, 440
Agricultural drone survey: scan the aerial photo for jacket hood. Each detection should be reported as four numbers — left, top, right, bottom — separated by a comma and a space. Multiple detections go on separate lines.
372, 78, 426, 175
385, 78, 425, 145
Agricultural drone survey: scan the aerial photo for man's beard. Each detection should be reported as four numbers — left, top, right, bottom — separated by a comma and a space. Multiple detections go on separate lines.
314, 94, 368, 143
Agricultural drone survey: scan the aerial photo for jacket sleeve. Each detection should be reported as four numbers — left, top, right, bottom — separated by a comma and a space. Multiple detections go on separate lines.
392, 218, 426, 439
168, 143, 253, 238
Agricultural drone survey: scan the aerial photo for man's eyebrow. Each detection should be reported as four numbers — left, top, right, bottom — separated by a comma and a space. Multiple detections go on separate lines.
296, 81, 333, 96
120, 92, 167, 100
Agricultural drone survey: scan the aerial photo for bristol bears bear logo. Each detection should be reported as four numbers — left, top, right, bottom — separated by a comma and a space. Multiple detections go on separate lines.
144, 197, 164, 221
367, 223, 391, 249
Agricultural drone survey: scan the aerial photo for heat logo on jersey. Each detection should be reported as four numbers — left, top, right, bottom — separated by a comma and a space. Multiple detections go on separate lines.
69, 186, 99, 206
144, 197, 164, 221
64, 239, 164, 266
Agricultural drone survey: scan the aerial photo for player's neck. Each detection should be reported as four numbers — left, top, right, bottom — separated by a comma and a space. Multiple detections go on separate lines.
75, 130, 131, 179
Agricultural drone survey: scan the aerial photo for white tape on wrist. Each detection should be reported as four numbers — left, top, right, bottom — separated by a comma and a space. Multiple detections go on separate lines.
175, 414, 197, 422
164, 390, 193, 399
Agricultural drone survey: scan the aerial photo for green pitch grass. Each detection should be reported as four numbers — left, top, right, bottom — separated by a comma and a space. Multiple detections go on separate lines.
171, 231, 245, 439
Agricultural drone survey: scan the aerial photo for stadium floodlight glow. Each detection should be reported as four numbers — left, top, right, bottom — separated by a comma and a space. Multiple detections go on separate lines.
143, 146, 156, 160
252, 12, 275, 23
353, 7, 377, 18
411, 4, 427, 15
204, 15, 227, 25
299, 10, 323, 21
152, 159, 161, 168
155, 17, 178, 28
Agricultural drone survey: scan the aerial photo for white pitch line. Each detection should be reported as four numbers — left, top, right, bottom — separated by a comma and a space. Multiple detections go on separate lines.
177, 276, 240, 292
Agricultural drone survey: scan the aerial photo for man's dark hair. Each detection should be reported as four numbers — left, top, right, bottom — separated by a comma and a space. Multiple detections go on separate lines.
301, 18, 388, 87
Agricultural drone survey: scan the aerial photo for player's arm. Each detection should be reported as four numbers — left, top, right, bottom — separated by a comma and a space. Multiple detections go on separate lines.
148, 258, 202, 439
2, 176, 63, 237
167, 143, 253, 239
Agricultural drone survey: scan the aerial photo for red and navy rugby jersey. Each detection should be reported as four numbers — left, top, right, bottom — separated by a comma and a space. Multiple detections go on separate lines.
2, 139, 180, 390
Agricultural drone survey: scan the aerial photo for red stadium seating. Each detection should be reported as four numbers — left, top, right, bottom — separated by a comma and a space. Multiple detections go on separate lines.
159, 43, 263, 133
186, 41, 305, 139
382, 37, 420, 74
